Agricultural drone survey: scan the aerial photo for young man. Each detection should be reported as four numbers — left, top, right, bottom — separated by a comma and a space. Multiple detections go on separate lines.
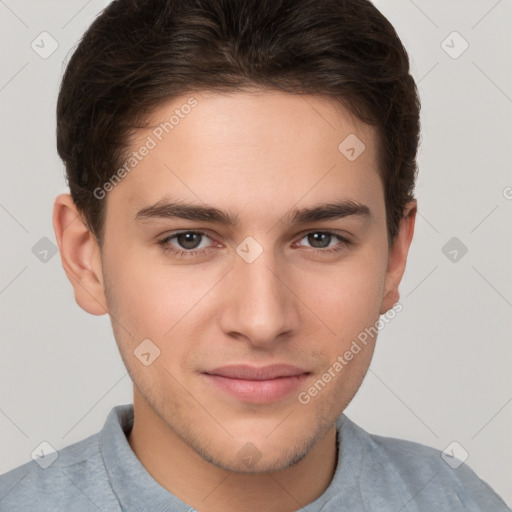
0, 0, 508, 510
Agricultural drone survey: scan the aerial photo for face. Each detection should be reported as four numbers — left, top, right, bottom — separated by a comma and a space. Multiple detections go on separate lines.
58, 89, 414, 474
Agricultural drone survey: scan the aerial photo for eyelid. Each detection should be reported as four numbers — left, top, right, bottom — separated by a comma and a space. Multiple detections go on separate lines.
294, 231, 352, 250
157, 229, 351, 245
295, 227, 352, 240
158, 229, 217, 247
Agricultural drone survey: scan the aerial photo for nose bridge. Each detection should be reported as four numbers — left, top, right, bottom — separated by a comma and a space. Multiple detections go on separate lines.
220, 237, 298, 344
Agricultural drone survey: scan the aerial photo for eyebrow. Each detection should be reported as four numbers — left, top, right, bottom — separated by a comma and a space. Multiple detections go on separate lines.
134, 197, 372, 226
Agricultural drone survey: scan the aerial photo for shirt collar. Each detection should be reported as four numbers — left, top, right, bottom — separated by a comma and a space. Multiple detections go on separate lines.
99, 403, 191, 511
99, 403, 363, 511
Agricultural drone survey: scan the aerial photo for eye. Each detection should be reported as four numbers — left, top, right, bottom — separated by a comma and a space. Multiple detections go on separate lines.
157, 230, 351, 259
157, 230, 214, 258
295, 231, 350, 254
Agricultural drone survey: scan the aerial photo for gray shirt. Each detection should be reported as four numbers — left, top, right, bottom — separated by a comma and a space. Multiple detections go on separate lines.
0, 403, 509, 511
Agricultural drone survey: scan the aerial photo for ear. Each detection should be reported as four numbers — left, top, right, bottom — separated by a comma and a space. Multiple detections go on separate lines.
379, 200, 417, 315
52, 193, 108, 316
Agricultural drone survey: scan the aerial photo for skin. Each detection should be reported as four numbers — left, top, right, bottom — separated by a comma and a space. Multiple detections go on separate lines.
53, 89, 416, 512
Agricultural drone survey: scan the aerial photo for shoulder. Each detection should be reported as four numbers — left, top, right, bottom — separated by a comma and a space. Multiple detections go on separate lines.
339, 415, 510, 511
0, 432, 120, 512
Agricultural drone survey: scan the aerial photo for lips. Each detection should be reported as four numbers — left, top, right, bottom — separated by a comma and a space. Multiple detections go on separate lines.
202, 364, 310, 404
205, 364, 308, 380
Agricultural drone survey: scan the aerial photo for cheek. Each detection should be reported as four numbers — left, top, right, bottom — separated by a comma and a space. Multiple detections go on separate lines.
102, 246, 224, 371
302, 253, 387, 343
104, 246, 187, 326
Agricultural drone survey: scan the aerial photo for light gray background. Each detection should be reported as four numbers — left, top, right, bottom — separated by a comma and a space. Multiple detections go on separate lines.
1, 0, 511, 506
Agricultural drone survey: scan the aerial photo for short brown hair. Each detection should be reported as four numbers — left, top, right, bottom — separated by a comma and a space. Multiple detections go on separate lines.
56, 0, 420, 247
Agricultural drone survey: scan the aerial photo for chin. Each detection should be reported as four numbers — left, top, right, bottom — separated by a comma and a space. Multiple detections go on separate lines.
191, 426, 322, 474
203, 445, 311, 474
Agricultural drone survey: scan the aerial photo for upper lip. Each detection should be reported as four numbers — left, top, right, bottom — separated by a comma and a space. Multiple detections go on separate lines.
204, 364, 309, 381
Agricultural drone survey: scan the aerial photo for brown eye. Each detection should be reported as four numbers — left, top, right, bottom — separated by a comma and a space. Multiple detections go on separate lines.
298, 232, 350, 253
174, 232, 203, 250
306, 232, 334, 248
157, 230, 214, 258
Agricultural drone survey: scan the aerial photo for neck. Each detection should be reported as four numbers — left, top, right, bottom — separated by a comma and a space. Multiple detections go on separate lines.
127, 393, 338, 512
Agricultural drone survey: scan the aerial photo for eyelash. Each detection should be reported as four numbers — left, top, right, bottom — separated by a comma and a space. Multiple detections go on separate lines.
157, 230, 351, 259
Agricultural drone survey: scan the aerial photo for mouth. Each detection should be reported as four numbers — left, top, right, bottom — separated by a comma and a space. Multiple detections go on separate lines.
202, 364, 310, 404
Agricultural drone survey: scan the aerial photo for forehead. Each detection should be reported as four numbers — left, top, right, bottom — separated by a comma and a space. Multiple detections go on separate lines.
106, 89, 383, 225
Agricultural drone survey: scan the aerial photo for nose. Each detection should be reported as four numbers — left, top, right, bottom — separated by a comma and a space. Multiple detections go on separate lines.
218, 243, 300, 348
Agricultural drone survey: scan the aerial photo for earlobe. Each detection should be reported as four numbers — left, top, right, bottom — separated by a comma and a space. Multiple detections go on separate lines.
52, 193, 109, 316
379, 200, 417, 315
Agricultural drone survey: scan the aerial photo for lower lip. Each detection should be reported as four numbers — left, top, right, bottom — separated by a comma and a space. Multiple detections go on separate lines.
203, 373, 309, 404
